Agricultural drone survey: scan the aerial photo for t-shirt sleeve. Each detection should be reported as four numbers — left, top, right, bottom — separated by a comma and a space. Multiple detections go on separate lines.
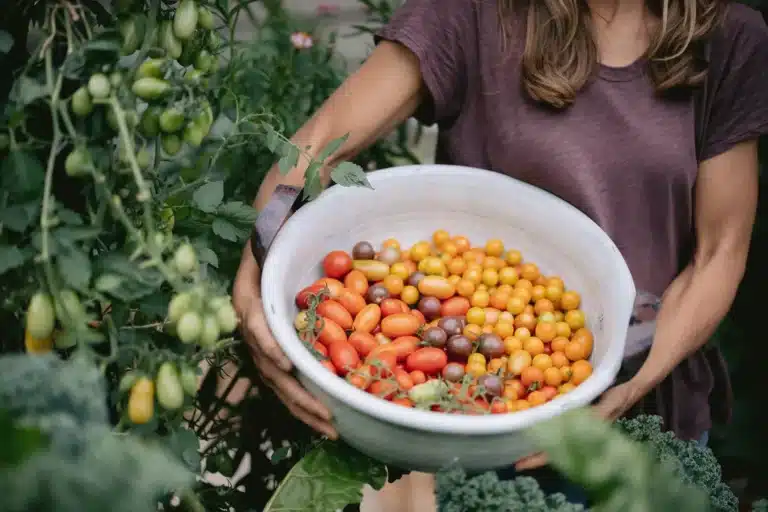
375, 0, 476, 125
700, 7, 768, 161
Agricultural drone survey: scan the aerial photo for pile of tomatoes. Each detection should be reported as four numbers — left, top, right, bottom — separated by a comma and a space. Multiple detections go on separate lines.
293, 230, 595, 414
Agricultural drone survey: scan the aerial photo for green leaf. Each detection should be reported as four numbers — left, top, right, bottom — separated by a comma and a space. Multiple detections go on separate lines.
53, 226, 101, 245
166, 427, 201, 472
1, 150, 45, 197
0, 201, 40, 232
277, 145, 300, 175
0, 245, 28, 276
10, 76, 49, 107
317, 133, 349, 162
265, 125, 281, 153
196, 247, 219, 268
216, 201, 257, 225
95, 253, 164, 301
331, 161, 372, 189
265, 441, 386, 512
94, 273, 123, 294
192, 181, 224, 213
0, 30, 13, 54
56, 247, 92, 290
211, 218, 241, 242
303, 162, 324, 201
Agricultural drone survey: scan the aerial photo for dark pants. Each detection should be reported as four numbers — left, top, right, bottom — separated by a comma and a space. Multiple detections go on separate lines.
495, 430, 711, 506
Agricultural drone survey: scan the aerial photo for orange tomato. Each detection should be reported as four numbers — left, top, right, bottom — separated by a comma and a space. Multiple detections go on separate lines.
527, 390, 547, 406
554, 321, 572, 338
551, 336, 569, 353
533, 298, 554, 315
441, 296, 471, 317
343, 270, 369, 296
337, 288, 366, 316
382, 238, 400, 250
523, 337, 545, 356
432, 229, 450, 247
380, 313, 420, 338
515, 312, 536, 331
520, 366, 545, 389
505, 249, 522, 266
352, 304, 381, 333
564, 341, 587, 361
348, 331, 378, 358
506, 295, 527, 315
571, 360, 593, 385
503, 336, 523, 355
317, 318, 347, 346
390, 262, 410, 279
571, 328, 594, 357
550, 351, 569, 368
417, 275, 456, 299
532, 353, 553, 371
507, 349, 532, 375
519, 263, 540, 282
380, 298, 410, 317
400, 285, 419, 305
470, 289, 490, 308
494, 321, 515, 338
543, 366, 563, 387
514, 327, 531, 340
565, 309, 586, 330
463, 323, 482, 340
317, 300, 354, 330
466, 307, 486, 326
410, 370, 427, 385
534, 320, 557, 342
489, 291, 510, 310
531, 285, 547, 302
382, 275, 404, 296
452, 236, 471, 253
369, 380, 398, 399
456, 279, 476, 297
560, 290, 581, 311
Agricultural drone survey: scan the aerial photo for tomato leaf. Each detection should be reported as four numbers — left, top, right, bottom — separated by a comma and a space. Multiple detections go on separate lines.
211, 218, 241, 242
0, 201, 40, 232
331, 161, 372, 189
0, 150, 45, 198
0, 245, 28, 276
95, 253, 164, 301
302, 162, 324, 201
317, 133, 349, 162
278, 145, 300, 175
192, 181, 224, 213
56, 246, 92, 290
264, 441, 387, 512
9, 76, 49, 108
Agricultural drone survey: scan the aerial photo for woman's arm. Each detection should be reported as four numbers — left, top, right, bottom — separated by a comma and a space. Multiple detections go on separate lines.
235, 40, 425, 296
628, 139, 759, 399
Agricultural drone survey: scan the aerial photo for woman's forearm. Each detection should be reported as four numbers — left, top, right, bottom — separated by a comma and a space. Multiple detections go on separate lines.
629, 250, 746, 398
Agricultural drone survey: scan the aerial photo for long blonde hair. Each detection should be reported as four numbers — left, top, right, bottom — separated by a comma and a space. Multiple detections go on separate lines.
499, 0, 726, 108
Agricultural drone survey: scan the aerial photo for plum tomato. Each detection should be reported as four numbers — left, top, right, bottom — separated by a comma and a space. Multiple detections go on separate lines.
353, 260, 390, 282
405, 347, 448, 375
394, 368, 415, 390
343, 270, 369, 296
317, 318, 347, 346
352, 304, 381, 333
411, 309, 426, 325
337, 288, 366, 316
380, 298, 409, 317
348, 331, 378, 358
367, 351, 397, 378
323, 250, 353, 279
410, 370, 427, 385
380, 313, 420, 338
315, 277, 344, 298
417, 276, 456, 300
316, 300, 354, 330
329, 341, 360, 375
295, 283, 327, 309
440, 296, 471, 318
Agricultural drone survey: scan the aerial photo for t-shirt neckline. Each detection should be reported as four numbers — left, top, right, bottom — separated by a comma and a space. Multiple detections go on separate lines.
599, 57, 647, 82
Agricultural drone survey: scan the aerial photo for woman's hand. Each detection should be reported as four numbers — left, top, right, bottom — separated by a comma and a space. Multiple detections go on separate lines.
232, 258, 338, 439
513, 381, 642, 471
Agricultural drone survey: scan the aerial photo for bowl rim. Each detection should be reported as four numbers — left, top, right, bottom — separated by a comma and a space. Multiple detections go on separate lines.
261, 164, 636, 435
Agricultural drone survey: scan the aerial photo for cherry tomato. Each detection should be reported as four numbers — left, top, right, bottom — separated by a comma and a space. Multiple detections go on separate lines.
417, 276, 456, 300
156, 362, 184, 411
441, 296, 471, 317
317, 300, 354, 330
352, 260, 390, 281
348, 331, 378, 358
366, 351, 397, 378
490, 398, 508, 414
392, 397, 414, 407
394, 368, 415, 390
388, 336, 420, 361
541, 385, 558, 401
295, 283, 327, 309
348, 372, 370, 390
314, 277, 345, 299
317, 318, 347, 346
369, 380, 398, 399
337, 288, 366, 316
352, 304, 381, 333
380, 298, 409, 317
323, 250, 354, 279
328, 341, 361, 375
380, 313, 420, 338
521, 366, 545, 389
406, 347, 448, 374
344, 270, 369, 296
410, 370, 427, 385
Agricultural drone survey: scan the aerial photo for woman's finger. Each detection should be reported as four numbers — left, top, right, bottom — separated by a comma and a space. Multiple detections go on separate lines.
273, 385, 338, 440
245, 302, 292, 371
514, 452, 548, 471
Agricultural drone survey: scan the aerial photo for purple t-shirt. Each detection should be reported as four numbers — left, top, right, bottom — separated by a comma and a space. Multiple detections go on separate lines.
378, 1, 768, 439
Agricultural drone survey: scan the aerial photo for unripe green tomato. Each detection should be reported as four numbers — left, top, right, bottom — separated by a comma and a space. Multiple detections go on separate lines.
136, 147, 152, 169
119, 371, 139, 392
140, 106, 162, 137
132, 77, 171, 101
161, 21, 183, 60
216, 303, 238, 334
159, 107, 185, 133
161, 134, 182, 156
119, 17, 140, 55
110, 71, 123, 88
184, 69, 203, 84
180, 366, 199, 396
26, 292, 56, 340
64, 147, 92, 177
194, 50, 212, 73
198, 6, 215, 30
137, 58, 166, 80
87, 73, 111, 99
174, 243, 198, 275
199, 314, 220, 348
177, 311, 202, 343
156, 362, 185, 410
55, 289, 86, 325
183, 121, 204, 147
160, 206, 175, 234
71, 87, 93, 117
168, 292, 192, 324
173, 0, 199, 41
206, 30, 220, 51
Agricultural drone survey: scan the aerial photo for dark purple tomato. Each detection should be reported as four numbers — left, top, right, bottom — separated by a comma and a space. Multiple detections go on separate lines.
422, 326, 448, 348
407, 271, 426, 287
365, 284, 390, 305
446, 335, 473, 361
478, 333, 505, 360
478, 374, 503, 397
352, 241, 376, 260
442, 362, 465, 382
437, 316, 463, 337
417, 296, 441, 321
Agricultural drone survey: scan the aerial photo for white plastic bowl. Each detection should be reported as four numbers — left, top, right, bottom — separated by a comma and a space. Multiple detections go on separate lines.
261, 164, 636, 473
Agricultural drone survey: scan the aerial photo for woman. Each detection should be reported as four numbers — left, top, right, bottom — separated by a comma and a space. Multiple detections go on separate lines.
234, 0, 767, 505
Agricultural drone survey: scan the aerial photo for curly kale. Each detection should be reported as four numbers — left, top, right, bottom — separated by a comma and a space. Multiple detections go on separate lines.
436, 465, 584, 512
616, 416, 738, 512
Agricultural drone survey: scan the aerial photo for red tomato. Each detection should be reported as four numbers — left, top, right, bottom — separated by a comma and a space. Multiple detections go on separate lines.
389, 336, 420, 361
366, 351, 397, 378
347, 372, 370, 390
320, 359, 337, 374
337, 288, 366, 316
344, 270, 369, 296
348, 331, 378, 358
405, 347, 448, 374
312, 342, 328, 357
441, 296, 471, 317
411, 309, 426, 325
369, 380, 398, 399
410, 370, 426, 385
352, 304, 381, 333
329, 340, 360, 375
394, 368, 415, 390
314, 277, 345, 299
295, 283, 327, 309
541, 385, 558, 401
317, 318, 347, 346
380, 313, 420, 338
490, 398, 508, 414
392, 396, 414, 407
317, 300, 354, 330
323, 250, 353, 279
380, 298, 409, 317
